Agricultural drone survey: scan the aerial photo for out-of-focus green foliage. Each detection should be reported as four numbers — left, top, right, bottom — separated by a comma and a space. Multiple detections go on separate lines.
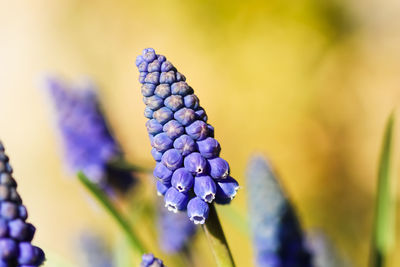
371, 114, 397, 267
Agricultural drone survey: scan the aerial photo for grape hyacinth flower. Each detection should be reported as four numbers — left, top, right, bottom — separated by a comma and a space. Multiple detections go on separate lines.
141, 253, 165, 267
135, 48, 239, 224
306, 230, 350, 267
77, 231, 114, 267
0, 141, 45, 266
157, 201, 196, 254
45, 77, 134, 195
247, 155, 313, 267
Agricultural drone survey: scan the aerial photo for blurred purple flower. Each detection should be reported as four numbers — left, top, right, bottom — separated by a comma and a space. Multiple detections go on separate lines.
45, 77, 134, 195
306, 230, 351, 267
247, 155, 313, 267
157, 201, 197, 254
77, 230, 113, 267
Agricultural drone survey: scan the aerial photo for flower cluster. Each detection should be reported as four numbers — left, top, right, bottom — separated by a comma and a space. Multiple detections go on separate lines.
158, 201, 197, 254
136, 48, 239, 224
46, 77, 134, 195
141, 253, 165, 267
0, 141, 45, 266
247, 155, 312, 267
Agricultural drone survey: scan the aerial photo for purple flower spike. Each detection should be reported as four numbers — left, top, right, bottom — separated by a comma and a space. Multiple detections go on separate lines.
194, 175, 216, 203
18, 243, 45, 266
0, 239, 17, 260
156, 181, 170, 197
171, 168, 194, 193
247, 155, 313, 267
45, 77, 134, 194
173, 135, 196, 156
215, 176, 239, 204
183, 94, 199, 109
144, 95, 164, 110
161, 149, 183, 171
174, 108, 196, 126
76, 231, 114, 267
135, 55, 144, 66
152, 133, 173, 153
184, 152, 207, 175
136, 48, 238, 223
144, 107, 154, 119
153, 107, 173, 124
171, 81, 193, 96
197, 137, 221, 159
163, 120, 184, 140
0, 219, 8, 237
18, 206, 28, 221
186, 120, 209, 141
146, 119, 163, 135
142, 48, 157, 62
148, 60, 161, 72
9, 219, 33, 241
144, 72, 160, 85
141, 83, 156, 97
187, 197, 209, 225
164, 95, 184, 112
207, 125, 215, 137
153, 163, 173, 183
141, 253, 165, 267
164, 188, 189, 213
195, 108, 208, 122
1, 202, 18, 220
138, 61, 148, 72
151, 148, 163, 162
154, 84, 171, 98
0, 141, 45, 266
161, 61, 174, 72
158, 202, 196, 254
160, 71, 176, 84
208, 157, 230, 179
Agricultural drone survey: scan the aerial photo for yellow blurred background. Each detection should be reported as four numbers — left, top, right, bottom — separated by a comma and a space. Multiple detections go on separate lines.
0, 0, 400, 266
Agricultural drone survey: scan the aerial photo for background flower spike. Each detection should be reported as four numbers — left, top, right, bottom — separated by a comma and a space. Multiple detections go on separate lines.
157, 201, 196, 254
135, 48, 239, 224
45, 76, 136, 195
247, 155, 313, 267
0, 140, 45, 266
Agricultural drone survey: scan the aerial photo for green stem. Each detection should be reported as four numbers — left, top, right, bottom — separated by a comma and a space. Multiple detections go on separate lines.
108, 158, 152, 173
202, 204, 236, 267
77, 172, 146, 254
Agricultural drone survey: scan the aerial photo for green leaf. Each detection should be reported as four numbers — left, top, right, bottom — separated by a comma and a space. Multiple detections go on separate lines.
77, 172, 146, 255
371, 113, 397, 267
202, 204, 236, 267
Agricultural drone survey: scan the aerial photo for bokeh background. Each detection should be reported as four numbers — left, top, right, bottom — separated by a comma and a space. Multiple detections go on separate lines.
1, 0, 400, 266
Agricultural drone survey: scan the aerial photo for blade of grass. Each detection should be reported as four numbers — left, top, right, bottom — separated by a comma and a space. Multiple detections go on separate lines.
370, 113, 397, 267
77, 172, 146, 255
